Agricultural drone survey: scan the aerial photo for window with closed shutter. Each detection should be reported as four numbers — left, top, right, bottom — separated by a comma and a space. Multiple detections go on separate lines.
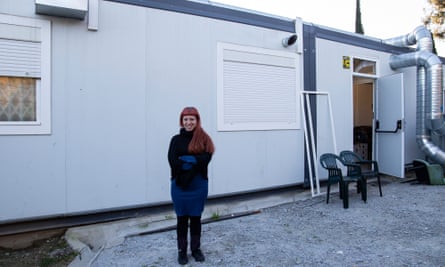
0, 14, 51, 135
217, 43, 300, 131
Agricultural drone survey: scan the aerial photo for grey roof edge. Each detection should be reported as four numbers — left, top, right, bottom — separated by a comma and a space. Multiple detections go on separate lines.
106, 0, 444, 61
304, 23, 413, 54
104, 0, 296, 32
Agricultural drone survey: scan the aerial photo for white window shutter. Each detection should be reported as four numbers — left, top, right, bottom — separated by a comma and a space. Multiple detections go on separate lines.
217, 43, 301, 131
0, 39, 41, 78
223, 61, 297, 124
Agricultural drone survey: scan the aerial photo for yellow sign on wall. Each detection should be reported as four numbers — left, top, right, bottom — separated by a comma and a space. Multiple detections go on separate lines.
343, 56, 350, 69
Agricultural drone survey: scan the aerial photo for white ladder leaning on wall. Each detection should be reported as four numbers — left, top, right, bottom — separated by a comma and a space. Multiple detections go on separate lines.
300, 91, 338, 197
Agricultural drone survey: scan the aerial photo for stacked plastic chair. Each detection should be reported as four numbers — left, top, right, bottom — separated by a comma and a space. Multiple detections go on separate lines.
319, 153, 367, 209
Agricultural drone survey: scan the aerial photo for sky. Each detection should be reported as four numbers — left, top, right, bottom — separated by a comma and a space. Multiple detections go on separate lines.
213, 0, 444, 55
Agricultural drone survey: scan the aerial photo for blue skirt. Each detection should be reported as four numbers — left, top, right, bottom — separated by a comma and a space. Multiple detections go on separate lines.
171, 175, 208, 216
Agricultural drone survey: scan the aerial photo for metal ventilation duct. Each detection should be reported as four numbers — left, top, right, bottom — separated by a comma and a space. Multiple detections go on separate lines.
385, 26, 445, 164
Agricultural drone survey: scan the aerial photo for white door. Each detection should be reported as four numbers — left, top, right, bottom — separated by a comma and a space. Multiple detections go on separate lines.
375, 73, 405, 178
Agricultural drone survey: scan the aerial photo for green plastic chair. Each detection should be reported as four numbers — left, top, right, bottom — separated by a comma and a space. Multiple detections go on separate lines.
340, 150, 383, 197
319, 153, 367, 209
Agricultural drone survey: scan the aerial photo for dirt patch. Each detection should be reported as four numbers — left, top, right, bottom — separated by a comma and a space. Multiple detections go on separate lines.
0, 235, 77, 267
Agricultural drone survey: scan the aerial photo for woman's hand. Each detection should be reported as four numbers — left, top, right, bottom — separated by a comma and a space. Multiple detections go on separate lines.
179, 155, 197, 170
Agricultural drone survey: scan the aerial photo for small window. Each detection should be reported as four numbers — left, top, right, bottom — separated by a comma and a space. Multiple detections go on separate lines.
353, 58, 376, 75
0, 77, 37, 121
217, 43, 301, 131
0, 14, 51, 135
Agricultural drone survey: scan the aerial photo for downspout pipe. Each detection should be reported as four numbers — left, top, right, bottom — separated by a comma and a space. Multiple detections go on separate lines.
385, 26, 445, 164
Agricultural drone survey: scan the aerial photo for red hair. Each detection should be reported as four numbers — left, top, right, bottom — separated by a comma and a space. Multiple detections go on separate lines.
180, 107, 215, 154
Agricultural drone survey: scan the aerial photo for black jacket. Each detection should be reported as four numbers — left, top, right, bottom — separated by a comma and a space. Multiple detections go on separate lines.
168, 128, 212, 184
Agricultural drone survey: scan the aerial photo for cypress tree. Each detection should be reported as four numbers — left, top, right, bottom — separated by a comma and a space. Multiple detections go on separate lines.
355, 0, 364, 34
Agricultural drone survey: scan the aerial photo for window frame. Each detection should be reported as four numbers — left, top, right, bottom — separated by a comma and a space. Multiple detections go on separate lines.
352, 56, 378, 77
0, 14, 51, 135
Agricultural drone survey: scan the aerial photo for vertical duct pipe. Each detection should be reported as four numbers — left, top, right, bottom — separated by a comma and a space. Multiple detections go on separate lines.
385, 26, 445, 164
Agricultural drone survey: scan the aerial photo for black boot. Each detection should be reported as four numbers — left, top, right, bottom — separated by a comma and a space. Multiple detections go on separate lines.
191, 248, 205, 262
176, 216, 189, 264
191, 233, 205, 262
178, 249, 188, 265
190, 216, 205, 262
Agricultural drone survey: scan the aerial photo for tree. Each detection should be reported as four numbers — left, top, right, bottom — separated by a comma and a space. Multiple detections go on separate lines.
355, 0, 364, 34
423, 0, 445, 39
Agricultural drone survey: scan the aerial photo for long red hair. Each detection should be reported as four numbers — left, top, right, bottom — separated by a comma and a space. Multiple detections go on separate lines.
180, 107, 215, 154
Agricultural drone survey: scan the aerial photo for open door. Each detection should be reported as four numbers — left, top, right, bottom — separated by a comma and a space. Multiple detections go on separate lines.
375, 73, 405, 178
353, 77, 374, 161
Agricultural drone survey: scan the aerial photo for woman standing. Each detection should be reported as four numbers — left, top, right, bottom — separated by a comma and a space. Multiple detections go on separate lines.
168, 107, 215, 265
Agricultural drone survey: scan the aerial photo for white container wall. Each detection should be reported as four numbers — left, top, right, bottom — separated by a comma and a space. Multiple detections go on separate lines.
0, 0, 432, 224
0, 0, 304, 222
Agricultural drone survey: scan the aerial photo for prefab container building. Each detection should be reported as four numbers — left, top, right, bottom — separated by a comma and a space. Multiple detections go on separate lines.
0, 0, 443, 229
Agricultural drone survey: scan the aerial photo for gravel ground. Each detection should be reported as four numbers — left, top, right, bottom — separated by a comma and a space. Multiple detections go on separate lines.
91, 179, 445, 267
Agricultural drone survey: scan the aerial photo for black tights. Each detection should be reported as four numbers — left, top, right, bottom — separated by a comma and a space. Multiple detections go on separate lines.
176, 215, 201, 251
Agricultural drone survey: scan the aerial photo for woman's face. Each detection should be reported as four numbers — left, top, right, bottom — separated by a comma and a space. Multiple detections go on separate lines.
182, 115, 197, 132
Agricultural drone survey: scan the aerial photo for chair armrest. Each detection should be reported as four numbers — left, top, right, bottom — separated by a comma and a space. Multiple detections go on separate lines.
344, 162, 360, 168
323, 166, 341, 173
343, 162, 362, 176
358, 160, 379, 172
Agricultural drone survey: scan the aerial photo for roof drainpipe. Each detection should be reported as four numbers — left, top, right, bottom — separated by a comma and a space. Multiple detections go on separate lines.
385, 26, 445, 164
